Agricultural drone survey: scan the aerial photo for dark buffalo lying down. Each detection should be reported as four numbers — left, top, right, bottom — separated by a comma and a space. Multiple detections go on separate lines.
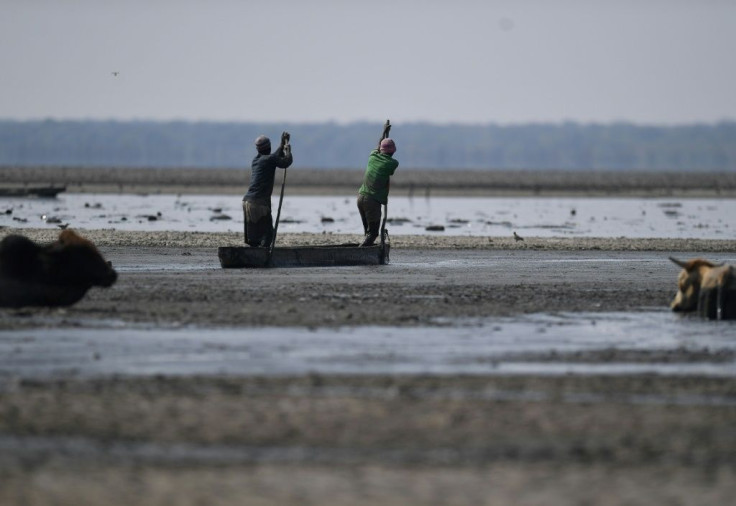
0, 230, 117, 308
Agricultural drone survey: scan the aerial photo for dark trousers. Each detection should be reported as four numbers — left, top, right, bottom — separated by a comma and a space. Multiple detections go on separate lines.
242, 201, 273, 248
357, 194, 382, 245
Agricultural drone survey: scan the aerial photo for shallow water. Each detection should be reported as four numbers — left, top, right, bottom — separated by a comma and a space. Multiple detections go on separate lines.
1, 311, 734, 380
1, 193, 734, 238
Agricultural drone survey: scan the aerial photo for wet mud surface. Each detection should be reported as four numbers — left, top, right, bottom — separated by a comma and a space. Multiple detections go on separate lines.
0, 246, 696, 329
2, 243, 736, 504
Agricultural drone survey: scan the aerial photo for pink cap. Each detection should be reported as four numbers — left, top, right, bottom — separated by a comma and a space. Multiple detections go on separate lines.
380, 138, 396, 154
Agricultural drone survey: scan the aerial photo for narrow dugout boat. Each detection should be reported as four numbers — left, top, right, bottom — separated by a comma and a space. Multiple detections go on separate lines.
0, 186, 66, 198
218, 241, 389, 268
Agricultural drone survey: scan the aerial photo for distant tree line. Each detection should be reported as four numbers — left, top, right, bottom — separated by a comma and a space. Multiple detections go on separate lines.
0, 119, 734, 171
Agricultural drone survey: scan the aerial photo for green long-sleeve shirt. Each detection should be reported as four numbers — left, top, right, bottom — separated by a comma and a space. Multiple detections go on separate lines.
358, 150, 399, 205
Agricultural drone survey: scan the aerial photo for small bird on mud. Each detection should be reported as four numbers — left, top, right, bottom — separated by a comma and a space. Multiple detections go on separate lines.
513, 231, 524, 242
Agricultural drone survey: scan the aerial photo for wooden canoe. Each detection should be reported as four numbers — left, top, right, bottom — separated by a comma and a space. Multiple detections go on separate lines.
218, 243, 389, 268
0, 186, 66, 198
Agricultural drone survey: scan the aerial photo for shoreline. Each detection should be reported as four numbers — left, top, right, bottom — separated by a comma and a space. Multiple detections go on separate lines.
2, 166, 736, 197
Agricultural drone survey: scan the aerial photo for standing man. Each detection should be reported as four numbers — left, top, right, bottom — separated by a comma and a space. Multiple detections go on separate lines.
243, 131, 293, 247
357, 120, 398, 247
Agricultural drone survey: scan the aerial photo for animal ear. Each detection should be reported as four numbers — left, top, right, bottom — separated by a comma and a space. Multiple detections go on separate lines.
669, 257, 689, 269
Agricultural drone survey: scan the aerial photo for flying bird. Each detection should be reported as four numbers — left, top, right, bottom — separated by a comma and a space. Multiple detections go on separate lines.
112, 71, 119, 77
57, 223, 69, 230
513, 231, 524, 242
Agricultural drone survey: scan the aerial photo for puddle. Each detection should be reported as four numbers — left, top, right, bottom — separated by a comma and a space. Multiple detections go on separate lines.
1, 311, 734, 380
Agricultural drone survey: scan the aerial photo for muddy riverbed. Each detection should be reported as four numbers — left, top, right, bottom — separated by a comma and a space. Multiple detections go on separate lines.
3, 237, 735, 329
1, 231, 736, 504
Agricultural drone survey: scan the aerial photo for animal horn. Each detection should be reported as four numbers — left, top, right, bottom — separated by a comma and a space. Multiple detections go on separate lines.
669, 256, 689, 268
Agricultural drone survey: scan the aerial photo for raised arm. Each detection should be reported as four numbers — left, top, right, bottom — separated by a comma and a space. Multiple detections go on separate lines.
278, 131, 290, 152
377, 119, 391, 150
277, 131, 293, 168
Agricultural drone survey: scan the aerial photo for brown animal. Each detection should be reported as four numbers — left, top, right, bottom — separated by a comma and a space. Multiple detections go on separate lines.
0, 230, 117, 308
670, 257, 736, 320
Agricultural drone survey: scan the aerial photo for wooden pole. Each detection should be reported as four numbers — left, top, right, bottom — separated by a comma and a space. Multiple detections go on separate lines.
267, 136, 290, 266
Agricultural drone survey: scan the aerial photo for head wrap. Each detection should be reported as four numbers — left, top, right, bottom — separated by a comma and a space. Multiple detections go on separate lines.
379, 138, 396, 155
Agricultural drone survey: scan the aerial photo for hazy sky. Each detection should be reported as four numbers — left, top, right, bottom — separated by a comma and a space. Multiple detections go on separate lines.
2, 0, 734, 125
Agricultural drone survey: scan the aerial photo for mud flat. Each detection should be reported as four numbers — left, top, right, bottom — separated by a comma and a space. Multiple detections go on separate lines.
2, 374, 736, 506
1, 230, 736, 504
1, 229, 735, 329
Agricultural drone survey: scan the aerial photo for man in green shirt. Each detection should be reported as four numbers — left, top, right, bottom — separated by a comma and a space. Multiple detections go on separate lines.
357, 122, 398, 247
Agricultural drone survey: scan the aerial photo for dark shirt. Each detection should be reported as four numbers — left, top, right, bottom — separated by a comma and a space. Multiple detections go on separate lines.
243, 148, 293, 205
